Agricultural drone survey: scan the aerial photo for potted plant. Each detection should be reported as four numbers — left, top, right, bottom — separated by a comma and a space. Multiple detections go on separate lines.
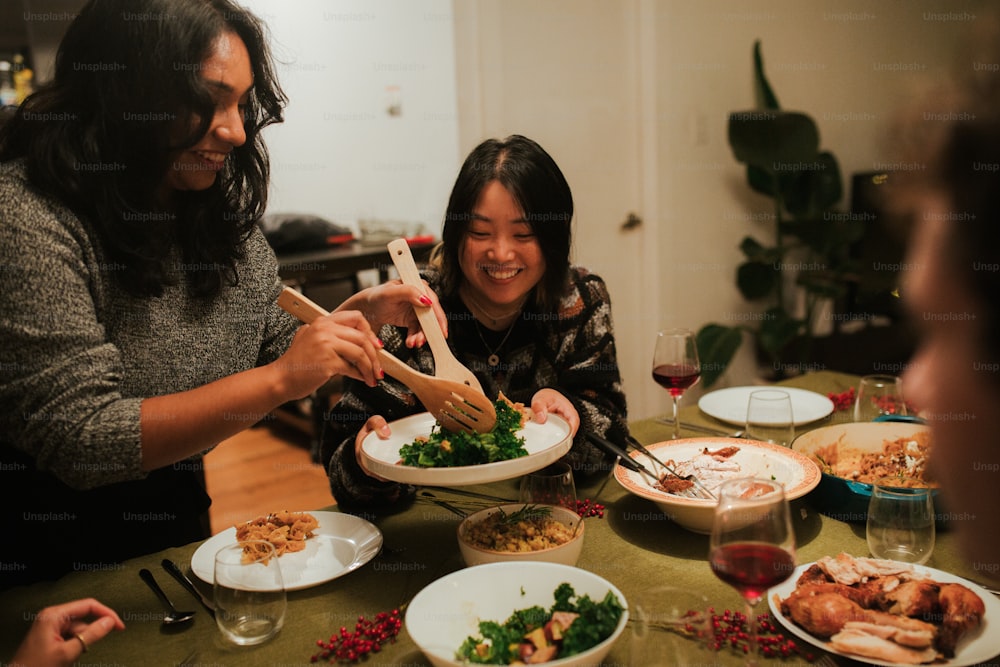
697, 41, 866, 387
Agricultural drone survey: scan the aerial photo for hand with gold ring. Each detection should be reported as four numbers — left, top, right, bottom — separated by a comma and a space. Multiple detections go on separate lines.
12, 598, 125, 667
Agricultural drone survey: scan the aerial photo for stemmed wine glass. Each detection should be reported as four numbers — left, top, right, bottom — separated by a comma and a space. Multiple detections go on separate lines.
652, 328, 701, 439
709, 478, 796, 666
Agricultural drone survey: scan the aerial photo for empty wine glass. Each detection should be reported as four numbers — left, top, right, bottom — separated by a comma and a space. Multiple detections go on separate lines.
214, 541, 286, 646
866, 478, 935, 564
519, 462, 577, 510
652, 329, 701, 439
854, 374, 907, 422
744, 389, 795, 446
709, 478, 796, 666
629, 586, 713, 666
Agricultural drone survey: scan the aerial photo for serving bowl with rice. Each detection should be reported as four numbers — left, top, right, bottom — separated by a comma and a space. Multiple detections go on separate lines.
791, 421, 945, 524
457, 503, 584, 566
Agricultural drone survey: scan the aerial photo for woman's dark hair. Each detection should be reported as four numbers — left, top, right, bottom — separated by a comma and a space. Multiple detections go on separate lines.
432, 134, 573, 309
0, 0, 285, 297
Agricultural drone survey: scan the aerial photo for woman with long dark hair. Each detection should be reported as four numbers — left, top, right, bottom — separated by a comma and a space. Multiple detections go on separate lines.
0, 0, 441, 588
322, 135, 630, 509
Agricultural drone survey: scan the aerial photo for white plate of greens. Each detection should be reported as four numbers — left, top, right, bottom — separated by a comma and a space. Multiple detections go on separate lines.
360, 412, 572, 486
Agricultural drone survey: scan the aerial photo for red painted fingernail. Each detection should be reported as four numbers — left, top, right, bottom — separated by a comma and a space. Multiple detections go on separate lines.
379, 369, 385, 379
419, 295, 432, 306
377, 338, 384, 348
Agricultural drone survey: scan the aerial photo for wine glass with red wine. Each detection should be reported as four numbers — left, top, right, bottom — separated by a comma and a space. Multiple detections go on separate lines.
651, 328, 701, 439
709, 478, 796, 666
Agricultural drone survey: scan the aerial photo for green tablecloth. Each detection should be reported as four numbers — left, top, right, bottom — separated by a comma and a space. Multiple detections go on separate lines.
0, 371, 985, 666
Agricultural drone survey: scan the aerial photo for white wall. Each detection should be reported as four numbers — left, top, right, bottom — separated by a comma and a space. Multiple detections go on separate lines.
652, 0, 980, 392
239, 0, 461, 233
451, 0, 984, 418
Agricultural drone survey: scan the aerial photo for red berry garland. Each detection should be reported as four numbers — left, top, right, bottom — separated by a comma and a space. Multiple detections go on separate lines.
575, 498, 605, 518
709, 609, 814, 661
827, 388, 856, 412
311, 609, 402, 664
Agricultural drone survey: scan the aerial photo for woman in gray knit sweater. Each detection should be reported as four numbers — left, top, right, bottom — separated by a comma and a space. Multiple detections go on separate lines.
323, 136, 630, 509
0, 0, 441, 589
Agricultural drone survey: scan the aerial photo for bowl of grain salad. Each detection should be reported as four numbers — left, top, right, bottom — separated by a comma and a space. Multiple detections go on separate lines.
457, 503, 584, 567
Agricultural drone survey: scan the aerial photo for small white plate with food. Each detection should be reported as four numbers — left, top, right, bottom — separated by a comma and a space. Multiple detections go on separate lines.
769, 552, 1000, 666
190, 511, 382, 591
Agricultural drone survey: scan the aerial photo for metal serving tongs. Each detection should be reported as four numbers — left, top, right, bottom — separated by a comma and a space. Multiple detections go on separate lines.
585, 432, 715, 500
624, 434, 716, 500
277, 287, 496, 434
386, 238, 484, 393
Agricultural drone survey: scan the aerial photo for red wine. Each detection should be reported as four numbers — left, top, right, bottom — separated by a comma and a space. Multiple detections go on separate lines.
710, 543, 795, 603
652, 364, 701, 397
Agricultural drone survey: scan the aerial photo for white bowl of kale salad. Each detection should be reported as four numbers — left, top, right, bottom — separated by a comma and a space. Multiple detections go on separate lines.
405, 561, 628, 666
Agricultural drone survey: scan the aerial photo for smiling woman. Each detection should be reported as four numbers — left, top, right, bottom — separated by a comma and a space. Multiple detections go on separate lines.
0, 0, 441, 591
161, 30, 253, 196
322, 135, 632, 510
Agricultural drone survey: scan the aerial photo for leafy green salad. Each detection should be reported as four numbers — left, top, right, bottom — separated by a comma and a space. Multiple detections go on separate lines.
398, 398, 528, 467
456, 583, 625, 664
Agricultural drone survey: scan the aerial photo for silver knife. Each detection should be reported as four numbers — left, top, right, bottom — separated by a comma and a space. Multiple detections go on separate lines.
162, 559, 215, 617
655, 417, 745, 438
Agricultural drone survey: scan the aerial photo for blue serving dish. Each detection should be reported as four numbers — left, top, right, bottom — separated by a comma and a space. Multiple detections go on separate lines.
791, 421, 948, 528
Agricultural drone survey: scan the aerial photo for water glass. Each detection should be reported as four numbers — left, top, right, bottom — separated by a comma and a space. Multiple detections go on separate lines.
854, 374, 907, 422
519, 462, 577, 510
214, 541, 287, 645
866, 479, 935, 564
628, 586, 714, 666
744, 389, 795, 447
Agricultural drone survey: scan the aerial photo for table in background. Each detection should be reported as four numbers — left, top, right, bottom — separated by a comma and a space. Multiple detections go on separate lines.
0, 371, 981, 666
276, 239, 436, 291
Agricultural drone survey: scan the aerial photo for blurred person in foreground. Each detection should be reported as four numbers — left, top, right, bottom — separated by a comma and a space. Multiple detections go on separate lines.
893, 15, 1000, 576
10, 599, 124, 667
322, 135, 629, 508
0, 0, 443, 589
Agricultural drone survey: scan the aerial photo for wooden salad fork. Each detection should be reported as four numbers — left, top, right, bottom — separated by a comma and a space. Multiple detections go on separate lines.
277, 287, 496, 434
386, 238, 485, 393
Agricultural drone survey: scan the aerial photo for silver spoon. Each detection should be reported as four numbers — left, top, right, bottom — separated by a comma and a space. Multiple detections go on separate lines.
139, 568, 196, 625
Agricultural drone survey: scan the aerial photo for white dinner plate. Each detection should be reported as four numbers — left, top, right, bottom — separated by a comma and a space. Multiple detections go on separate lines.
698, 386, 835, 426
360, 411, 572, 486
190, 511, 382, 591
768, 561, 1000, 667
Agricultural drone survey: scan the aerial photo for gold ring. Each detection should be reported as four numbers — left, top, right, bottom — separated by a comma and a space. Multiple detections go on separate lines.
74, 633, 88, 653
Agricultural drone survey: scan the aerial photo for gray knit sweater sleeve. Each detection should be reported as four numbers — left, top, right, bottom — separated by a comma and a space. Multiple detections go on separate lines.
0, 162, 298, 489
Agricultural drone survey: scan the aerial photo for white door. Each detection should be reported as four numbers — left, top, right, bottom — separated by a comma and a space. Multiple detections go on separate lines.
453, 0, 661, 419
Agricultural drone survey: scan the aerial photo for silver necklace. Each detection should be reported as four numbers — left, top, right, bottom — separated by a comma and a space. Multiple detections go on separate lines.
462, 289, 526, 326
475, 317, 518, 367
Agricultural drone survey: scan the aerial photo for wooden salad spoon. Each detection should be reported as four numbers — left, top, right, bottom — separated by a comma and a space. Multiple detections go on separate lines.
386, 238, 484, 393
277, 287, 496, 434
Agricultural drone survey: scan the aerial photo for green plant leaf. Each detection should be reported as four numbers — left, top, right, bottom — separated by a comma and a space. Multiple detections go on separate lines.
737, 260, 779, 300
728, 111, 820, 171
739, 236, 767, 260
696, 325, 744, 388
781, 151, 843, 218
753, 40, 781, 110
757, 308, 804, 361
746, 164, 777, 197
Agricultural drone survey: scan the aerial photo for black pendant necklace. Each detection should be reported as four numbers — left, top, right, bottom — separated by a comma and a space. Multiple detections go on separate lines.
475, 317, 518, 367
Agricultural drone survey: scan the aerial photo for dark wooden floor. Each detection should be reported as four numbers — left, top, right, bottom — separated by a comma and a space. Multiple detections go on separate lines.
203, 418, 335, 535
